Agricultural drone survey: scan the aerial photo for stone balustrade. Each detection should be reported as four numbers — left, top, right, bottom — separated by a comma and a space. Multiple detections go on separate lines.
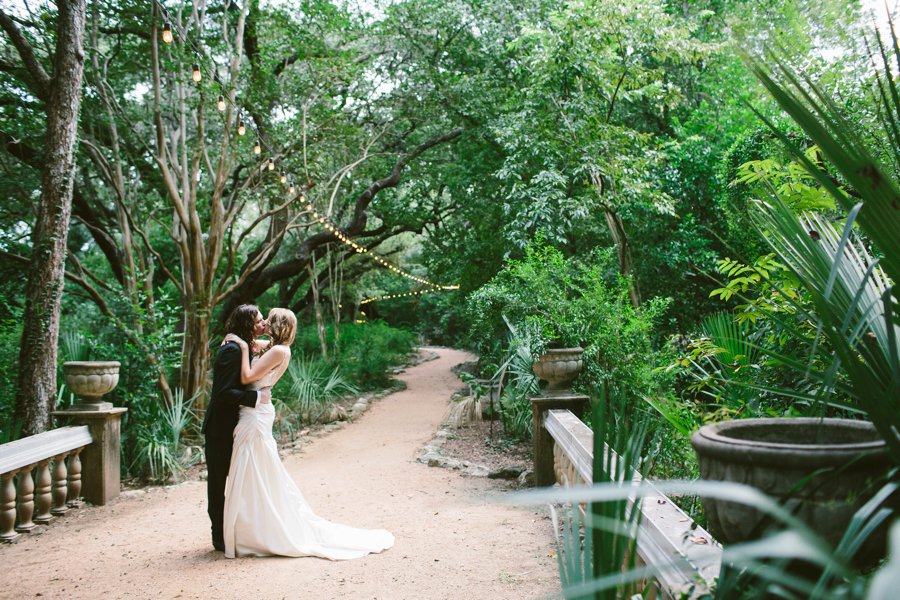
0, 426, 93, 543
541, 409, 722, 600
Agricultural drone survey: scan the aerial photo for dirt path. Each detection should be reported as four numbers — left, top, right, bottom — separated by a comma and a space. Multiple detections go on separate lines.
2, 348, 560, 600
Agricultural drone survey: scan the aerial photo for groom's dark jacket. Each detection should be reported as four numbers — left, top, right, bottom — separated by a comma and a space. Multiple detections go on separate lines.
201, 342, 258, 440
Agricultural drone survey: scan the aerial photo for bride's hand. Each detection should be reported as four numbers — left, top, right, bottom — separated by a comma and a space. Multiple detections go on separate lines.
222, 333, 248, 350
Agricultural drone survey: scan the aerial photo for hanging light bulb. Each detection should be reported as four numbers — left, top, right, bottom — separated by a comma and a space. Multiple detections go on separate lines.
217, 95, 226, 111
280, 171, 287, 184
288, 180, 295, 194
162, 22, 173, 44
237, 120, 246, 136
192, 64, 201, 82
253, 140, 261, 155
267, 158, 275, 171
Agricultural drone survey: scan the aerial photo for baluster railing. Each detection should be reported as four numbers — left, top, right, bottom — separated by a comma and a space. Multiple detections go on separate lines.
0, 426, 92, 543
541, 409, 721, 600
33, 460, 53, 524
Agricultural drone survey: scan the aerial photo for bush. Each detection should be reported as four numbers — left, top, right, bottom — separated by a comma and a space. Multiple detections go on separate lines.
295, 321, 416, 390
468, 240, 670, 401
0, 300, 22, 443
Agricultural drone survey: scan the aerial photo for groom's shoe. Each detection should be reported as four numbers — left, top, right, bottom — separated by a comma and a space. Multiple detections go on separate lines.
213, 539, 225, 552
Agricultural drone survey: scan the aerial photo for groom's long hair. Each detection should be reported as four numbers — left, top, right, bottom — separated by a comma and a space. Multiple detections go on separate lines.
224, 304, 258, 346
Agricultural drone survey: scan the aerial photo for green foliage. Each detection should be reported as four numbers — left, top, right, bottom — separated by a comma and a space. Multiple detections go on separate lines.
529, 474, 897, 599
469, 241, 669, 444
0, 298, 22, 442
130, 389, 200, 483
494, 320, 540, 440
723, 21, 900, 463
295, 321, 416, 391
60, 330, 91, 362
282, 355, 358, 425
552, 386, 654, 599
736, 147, 840, 212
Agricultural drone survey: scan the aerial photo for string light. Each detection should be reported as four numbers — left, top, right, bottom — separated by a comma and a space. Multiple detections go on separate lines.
359, 287, 454, 305
300, 200, 458, 291
156, 6, 459, 293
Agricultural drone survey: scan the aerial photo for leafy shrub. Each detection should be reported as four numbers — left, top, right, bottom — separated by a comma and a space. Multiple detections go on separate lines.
0, 299, 22, 443
295, 321, 416, 390
283, 356, 358, 422
130, 389, 200, 483
469, 240, 670, 402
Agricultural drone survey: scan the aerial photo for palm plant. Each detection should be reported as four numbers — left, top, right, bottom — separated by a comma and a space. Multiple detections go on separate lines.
284, 356, 358, 423
493, 317, 540, 440
741, 21, 900, 463
551, 387, 652, 599
132, 388, 199, 482
61, 330, 90, 362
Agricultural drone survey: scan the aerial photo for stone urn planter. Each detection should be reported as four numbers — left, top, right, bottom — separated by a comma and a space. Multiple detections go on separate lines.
692, 417, 892, 551
532, 347, 584, 393
62, 361, 120, 411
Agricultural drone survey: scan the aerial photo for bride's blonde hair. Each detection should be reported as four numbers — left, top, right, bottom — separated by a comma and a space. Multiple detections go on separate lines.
266, 308, 297, 348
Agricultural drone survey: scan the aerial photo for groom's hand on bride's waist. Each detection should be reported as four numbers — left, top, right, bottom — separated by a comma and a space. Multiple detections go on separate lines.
258, 389, 272, 404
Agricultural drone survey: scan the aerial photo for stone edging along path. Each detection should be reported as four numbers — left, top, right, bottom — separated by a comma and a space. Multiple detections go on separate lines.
2, 346, 560, 600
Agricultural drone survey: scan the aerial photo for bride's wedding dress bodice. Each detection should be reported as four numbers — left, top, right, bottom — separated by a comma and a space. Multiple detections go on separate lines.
224, 350, 394, 560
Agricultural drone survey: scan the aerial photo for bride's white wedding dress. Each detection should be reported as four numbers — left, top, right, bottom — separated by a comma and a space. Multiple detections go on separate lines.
223, 354, 394, 559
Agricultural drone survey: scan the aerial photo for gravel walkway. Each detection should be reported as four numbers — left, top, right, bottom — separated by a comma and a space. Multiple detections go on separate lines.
2, 347, 560, 600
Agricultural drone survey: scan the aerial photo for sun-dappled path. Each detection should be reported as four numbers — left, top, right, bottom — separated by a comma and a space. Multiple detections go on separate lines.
2, 348, 560, 600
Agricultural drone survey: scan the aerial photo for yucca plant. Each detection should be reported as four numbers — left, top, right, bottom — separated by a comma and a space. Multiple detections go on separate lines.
526, 474, 897, 599
284, 356, 358, 423
740, 19, 900, 463
551, 386, 653, 600
61, 330, 90, 362
132, 389, 199, 482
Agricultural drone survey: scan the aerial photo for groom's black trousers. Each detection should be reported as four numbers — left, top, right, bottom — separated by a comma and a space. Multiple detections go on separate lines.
205, 435, 233, 549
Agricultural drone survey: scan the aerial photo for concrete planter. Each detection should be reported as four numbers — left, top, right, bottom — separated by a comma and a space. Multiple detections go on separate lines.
532, 348, 584, 393
692, 417, 891, 549
62, 361, 120, 411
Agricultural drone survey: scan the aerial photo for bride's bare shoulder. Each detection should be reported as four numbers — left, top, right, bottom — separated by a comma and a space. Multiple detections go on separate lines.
269, 344, 291, 358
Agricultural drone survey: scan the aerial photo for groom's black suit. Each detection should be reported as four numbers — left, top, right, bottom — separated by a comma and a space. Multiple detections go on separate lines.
202, 341, 258, 551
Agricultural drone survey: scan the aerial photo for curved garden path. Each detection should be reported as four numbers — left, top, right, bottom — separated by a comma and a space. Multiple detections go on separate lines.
2, 347, 560, 600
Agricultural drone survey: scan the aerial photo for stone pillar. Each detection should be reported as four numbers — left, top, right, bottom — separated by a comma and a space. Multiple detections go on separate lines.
531, 394, 589, 487
52, 408, 127, 506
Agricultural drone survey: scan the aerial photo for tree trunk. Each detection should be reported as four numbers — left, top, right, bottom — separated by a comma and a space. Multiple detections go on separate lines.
328, 248, 342, 355
180, 308, 211, 411
603, 207, 641, 309
307, 262, 328, 359
14, 0, 87, 437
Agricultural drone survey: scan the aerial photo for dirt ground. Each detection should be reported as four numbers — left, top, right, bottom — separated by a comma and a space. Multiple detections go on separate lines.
2, 347, 561, 600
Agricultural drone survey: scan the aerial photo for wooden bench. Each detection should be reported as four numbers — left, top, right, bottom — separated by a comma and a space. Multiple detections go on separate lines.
0, 426, 92, 542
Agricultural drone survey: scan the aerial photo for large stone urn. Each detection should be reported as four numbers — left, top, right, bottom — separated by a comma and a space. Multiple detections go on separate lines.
692, 418, 892, 552
62, 361, 120, 411
532, 347, 584, 393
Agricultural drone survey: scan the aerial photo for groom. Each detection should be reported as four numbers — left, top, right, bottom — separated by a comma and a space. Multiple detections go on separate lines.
201, 304, 271, 552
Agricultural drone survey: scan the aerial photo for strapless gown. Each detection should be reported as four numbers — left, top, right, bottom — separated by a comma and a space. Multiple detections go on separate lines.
222, 361, 394, 559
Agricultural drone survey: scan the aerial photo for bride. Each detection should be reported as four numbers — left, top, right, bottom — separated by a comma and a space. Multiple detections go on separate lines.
221, 308, 394, 559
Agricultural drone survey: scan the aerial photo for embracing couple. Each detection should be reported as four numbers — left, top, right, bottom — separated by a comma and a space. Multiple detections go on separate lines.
200, 304, 395, 559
